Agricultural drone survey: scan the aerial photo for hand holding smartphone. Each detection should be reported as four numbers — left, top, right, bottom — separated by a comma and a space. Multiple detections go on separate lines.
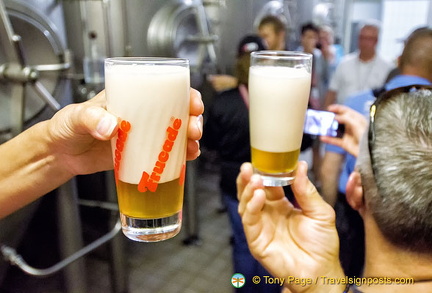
303, 109, 345, 138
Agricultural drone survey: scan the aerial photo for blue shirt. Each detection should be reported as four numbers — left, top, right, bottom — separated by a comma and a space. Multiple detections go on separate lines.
325, 74, 431, 194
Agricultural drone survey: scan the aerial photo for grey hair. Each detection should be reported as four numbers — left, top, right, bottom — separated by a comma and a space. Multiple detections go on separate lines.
358, 19, 381, 35
357, 89, 432, 253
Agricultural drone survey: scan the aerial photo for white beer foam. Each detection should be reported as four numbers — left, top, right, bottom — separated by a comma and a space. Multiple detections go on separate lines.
106, 64, 190, 184
249, 66, 311, 152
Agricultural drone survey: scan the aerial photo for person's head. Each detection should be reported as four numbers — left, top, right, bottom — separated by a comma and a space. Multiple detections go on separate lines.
258, 15, 286, 50
357, 20, 380, 58
318, 25, 335, 49
398, 28, 432, 81
235, 35, 266, 86
351, 87, 432, 254
300, 22, 319, 54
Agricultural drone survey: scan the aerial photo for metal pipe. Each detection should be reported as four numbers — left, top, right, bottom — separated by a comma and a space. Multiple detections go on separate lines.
120, 0, 131, 56
182, 160, 201, 245
105, 171, 129, 293
56, 179, 87, 293
194, 0, 217, 64
1, 219, 122, 277
33, 81, 61, 111
102, 0, 112, 57
0, 0, 20, 64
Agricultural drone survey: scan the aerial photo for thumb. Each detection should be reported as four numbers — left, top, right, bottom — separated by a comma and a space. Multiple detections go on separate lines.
68, 104, 119, 140
291, 161, 335, 221
92, 109, 119, 140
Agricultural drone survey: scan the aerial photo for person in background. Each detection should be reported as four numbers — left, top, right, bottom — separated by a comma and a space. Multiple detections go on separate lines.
323, 20, 392, 107
208, 15, 287, 93
318, 24, 344, 93
0, 89, 204, 219
297, 22, 325, 109
320, 27, 432, 278
202, 35, 281, 293
257, 15, 288, 51
237, 86, 432, 293
297, 22, 326, 185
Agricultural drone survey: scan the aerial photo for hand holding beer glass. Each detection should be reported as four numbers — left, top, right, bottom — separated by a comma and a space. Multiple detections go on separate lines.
249, 51, 312, 186
105, 57, 189, 242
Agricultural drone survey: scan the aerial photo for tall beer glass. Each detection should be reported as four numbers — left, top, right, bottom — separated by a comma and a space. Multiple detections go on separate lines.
105, 57, 190, 242
249, 51, 312, 186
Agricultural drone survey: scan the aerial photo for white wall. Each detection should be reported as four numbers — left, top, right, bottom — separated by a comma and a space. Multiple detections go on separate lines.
379, 0, 431, 64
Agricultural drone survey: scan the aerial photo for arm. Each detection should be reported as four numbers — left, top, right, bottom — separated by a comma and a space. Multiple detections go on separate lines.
0, 89, 204, 219
320, 151, 344, 206
237, 162, 345, 293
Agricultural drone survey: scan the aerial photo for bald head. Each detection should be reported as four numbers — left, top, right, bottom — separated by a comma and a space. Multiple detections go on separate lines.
399, 28, 432, 81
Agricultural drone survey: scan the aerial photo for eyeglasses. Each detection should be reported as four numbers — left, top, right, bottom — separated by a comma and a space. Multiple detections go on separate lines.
368, 84, 432, 176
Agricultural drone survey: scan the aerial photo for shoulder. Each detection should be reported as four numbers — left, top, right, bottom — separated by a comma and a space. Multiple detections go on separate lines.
345, 90, 375, 106
340, 52, 357, 63
335, 53, 357, 71
344, 90, 375, 115
375, 55, 393, 68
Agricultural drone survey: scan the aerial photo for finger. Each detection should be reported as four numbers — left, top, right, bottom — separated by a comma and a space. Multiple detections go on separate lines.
86, 106, 119, 140
320, 136, 342, 148
79, 90, 120, 140
187, 114, 203, 141
238, 173, 263, 216
242, 188, 266, 228
291, 161, 334, 220
190, 88, 204, 116
236, 162, 254, 201
56, 102, 118, 141
327, 104, 347, 115
186, 139, 200, 161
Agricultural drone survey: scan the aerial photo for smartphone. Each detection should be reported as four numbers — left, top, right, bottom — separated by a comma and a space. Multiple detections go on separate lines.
303, 109, 345, 138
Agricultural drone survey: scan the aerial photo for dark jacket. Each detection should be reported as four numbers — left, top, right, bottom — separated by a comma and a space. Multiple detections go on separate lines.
202, 88, 250, 196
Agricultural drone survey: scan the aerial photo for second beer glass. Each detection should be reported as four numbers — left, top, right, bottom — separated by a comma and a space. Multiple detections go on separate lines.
105, 57, 190, 242
249, 51, 312, 186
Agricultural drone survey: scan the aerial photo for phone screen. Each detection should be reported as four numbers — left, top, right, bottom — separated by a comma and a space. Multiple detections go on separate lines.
303, 109, 344, 138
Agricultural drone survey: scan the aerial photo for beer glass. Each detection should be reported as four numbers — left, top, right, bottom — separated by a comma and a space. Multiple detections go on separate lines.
105, 57, 190, 242
249, 51, 312, 186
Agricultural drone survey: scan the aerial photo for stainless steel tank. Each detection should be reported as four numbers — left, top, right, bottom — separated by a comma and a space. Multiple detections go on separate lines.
61, 0, 298, 88
0, 0, 71, 287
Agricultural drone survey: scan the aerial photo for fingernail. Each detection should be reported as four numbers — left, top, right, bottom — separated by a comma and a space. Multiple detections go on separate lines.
196, 114, 203, 136
96, 113, 118, 137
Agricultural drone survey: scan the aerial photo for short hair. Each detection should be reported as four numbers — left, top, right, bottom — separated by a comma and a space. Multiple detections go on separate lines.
357, 89, 432, 253
300, 22, 319, 36
258, 15, 286, 34
358, 19, 381, 35
399, 28, 432, 77
319, 25, 334, 37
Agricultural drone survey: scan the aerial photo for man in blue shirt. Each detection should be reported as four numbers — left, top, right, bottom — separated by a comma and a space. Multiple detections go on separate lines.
321, 27, 432, 278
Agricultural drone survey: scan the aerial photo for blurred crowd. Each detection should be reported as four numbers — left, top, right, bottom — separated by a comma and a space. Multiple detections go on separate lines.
203, 14, 432, 293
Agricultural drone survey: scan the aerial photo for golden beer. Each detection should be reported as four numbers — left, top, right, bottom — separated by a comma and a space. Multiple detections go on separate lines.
116, 178, 184, 219
251, 147, 299, 174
